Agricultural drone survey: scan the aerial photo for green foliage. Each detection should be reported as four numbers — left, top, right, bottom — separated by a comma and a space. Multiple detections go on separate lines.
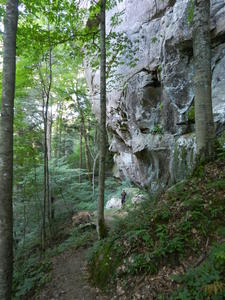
157, 64, 162, 73
152, 37, 158, 44
206, 179, 225, 191
187, 0, 194, 24
51, 227, 96, 256
187, 105, 195, 122
13, 253, 51, 299
13, 217, 95, 298
88, 160, 225, 296
160, 102, 164, 111
170, 243, 225, 299
88, 237, 123, 290
125, 253, 157, 275
151, 124, 164, 135
191, 163, 205, 178
6, 0, 224, 298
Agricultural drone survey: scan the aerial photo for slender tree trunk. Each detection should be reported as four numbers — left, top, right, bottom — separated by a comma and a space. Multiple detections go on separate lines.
97, 0, 107, 239
47, 107, 53, 222
193, 0, 215, 160
54, 101, 60, 159
79, 123, 83, 183
47, 45, 53, 227
83, 123, 92, 183
76, 97, 92, 183
23, 202, 27, 248
87, 118, 92, 158
0, 1, 18, 298
40, 42, 53, 249
58, 108, 62, 159
42, 102, 47, 250
34, 162, 44, 250
47, 108, 52, 165
92, 152, 99, 198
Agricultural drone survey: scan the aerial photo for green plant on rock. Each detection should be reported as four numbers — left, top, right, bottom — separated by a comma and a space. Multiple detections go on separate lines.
187, 105, 195, 123
157, 64, 162, 73
187, 0, 194, 24
152, 37, 158, 44
160, 102, 164, 111
151, 124, 164, 135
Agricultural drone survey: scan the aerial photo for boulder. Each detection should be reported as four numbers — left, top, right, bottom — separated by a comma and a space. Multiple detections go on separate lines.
106, 197, 122, 209
72, 211, 92, 226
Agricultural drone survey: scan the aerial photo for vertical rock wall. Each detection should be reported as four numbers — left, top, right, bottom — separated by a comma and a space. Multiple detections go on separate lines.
85, 0, 225, 193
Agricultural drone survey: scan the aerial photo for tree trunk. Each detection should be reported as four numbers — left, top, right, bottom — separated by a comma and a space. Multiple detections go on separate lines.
92, 152, 99, 198
58, 107, 63, 159
82, 121, 92, 183
47, 108, 52, 164
79, 122, 83, 183
0, 0, 18, 298
47, 106, 53, 222
76, 97, 92, 183
97, 0, 107, 239
40, 42, 53, 249
193, 0, 215, 160
42, 99, 47, 250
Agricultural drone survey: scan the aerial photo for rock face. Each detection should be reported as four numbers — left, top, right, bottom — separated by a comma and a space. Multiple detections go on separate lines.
106, 197, 122, 209
86, 0, 225, 193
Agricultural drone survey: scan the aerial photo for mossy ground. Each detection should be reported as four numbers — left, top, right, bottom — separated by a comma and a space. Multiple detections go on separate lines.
88, 158, 225, 299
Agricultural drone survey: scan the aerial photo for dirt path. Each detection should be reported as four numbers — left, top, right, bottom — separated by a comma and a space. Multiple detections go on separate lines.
38, 247, 109, 300
37, 211, 125, 300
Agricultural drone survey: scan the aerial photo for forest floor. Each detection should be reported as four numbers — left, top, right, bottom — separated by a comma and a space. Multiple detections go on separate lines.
35, 157, 225, 300
36, 212, 122, 300
37, 246, 108, 300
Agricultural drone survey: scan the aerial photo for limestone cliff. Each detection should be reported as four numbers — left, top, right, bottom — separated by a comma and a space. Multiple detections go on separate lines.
85, 0, 225, 193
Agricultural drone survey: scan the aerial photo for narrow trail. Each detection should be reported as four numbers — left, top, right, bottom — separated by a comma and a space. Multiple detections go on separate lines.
37, 211, 125, 300
38, 247, 109, 300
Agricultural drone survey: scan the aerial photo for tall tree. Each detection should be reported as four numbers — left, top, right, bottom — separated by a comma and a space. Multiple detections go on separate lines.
193, 0, 215, 159
39, 46, 53, 249
97, 0, 107, 239
0, 0, 18, 299
76, 95, 92, 183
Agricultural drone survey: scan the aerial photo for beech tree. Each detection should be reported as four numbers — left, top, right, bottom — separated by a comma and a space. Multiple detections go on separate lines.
97, 0, 107, 239
0, 0, 18, 299
193, 0, 215, 160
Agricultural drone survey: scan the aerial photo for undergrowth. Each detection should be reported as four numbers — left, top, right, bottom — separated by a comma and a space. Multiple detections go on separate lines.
13, 221, 96, 299
12, 174, 124, 299
13, 253, 51, 299
88, 158, 225, 298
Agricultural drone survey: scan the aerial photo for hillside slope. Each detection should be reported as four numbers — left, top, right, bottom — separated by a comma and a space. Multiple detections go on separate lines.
88, 157, 225, 299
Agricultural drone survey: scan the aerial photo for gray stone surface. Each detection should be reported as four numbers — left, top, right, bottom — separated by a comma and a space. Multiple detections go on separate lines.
86, 0, 225, 193
106, 197, 122, 209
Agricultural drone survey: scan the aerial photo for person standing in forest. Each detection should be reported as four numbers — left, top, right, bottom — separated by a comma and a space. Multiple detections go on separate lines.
0, 0, 18, 299
121, 190, 127, 207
